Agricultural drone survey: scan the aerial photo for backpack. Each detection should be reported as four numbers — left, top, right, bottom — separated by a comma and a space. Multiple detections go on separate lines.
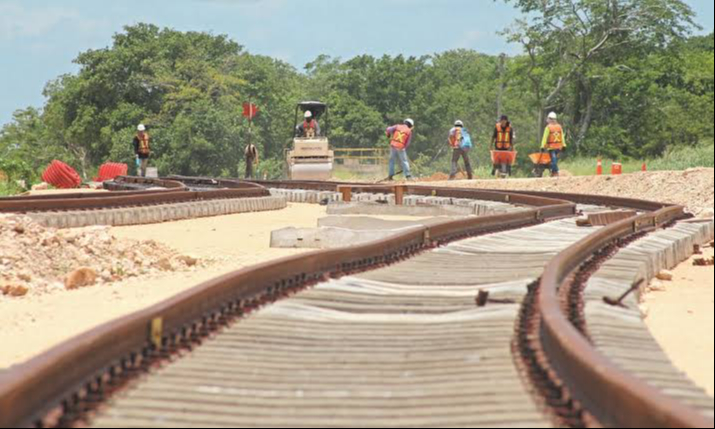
460, 129, 473, 150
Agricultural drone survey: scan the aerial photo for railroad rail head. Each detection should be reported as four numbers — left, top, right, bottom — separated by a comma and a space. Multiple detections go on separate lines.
0, 180, 709, 428
0, 176, 271, 214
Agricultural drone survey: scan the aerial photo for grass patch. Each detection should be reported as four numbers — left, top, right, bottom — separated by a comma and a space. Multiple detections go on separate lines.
0, 181, 23, 197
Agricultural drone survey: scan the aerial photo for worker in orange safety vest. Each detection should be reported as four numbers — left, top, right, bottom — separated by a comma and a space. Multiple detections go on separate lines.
541, 112, 566, 178
133, 124, 151, 177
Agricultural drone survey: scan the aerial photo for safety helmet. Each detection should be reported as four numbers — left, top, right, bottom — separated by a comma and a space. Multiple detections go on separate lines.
404, 118, 415, 128
304, 111, 313, 119
547, 112, 558, 120
137, 124, 146, 132
454, 120, 464, 127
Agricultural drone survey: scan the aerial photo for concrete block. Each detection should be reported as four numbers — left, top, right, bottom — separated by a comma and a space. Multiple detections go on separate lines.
271, 226, 421, 249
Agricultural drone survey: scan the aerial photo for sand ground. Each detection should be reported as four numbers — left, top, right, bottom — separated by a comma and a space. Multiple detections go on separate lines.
644, 246, 715, 397
0, 203, 326, 368
0, 203, 434, 368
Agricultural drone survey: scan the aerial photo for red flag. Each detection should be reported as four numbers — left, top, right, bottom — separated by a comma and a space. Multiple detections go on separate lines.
243, 103, 259, 119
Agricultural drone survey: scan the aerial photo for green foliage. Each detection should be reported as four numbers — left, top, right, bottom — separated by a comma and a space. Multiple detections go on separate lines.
0, 22, 712, 183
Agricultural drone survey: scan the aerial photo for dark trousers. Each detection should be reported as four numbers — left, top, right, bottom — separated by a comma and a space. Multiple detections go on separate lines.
245, 159, 255, 179
450, 148, 473, 179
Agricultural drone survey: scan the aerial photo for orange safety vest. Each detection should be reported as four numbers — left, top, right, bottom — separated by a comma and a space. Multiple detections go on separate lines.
137, 133, 151, 156
390, 124, 412, 150
302, 120, 317, 138
449, 128, 463, 148
495, 123, 512, 150
547, 123, 564, 150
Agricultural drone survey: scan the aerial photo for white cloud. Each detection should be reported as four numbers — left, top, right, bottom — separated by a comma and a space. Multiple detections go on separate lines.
0, 2, 80, 41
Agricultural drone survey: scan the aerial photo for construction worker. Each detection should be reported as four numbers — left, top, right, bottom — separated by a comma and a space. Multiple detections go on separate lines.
449, 120, 473, 180
244, 142, 258, 179
133, 124, 151, 177
386, 119, 414, 181
491, 115, 515, 176
541, 112, 566, 177
296, 111, 321, 138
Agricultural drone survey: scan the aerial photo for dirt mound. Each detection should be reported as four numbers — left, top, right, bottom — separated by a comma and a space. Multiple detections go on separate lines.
0, 215, 201, 298
418, 168, 714, 217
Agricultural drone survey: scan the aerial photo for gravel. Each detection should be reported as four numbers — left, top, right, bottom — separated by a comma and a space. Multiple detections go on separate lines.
0, 215, 201, 298
419, 168, 714, 217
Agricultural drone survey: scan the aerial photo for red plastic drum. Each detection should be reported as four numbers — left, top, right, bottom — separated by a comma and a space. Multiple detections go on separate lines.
95, 163, 128, 182
41, 160, 82, 189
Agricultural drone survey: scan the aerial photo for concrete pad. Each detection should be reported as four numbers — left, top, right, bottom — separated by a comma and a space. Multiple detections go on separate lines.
326, 202, 476, 217
271, 226, 421, 249
317, 216, 466, 231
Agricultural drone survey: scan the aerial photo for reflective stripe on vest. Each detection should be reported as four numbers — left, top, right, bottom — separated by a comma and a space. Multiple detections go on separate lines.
495, 124, 512, 150
137, 133, 150, 155
303, 121, 317, 138
450, 128, 462, 148
390, 125, 412, 150
547, 124, 564, 150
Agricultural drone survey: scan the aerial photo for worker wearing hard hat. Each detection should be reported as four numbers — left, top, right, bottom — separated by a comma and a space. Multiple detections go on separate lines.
541, 112, 566, 178
386, 119, 415, 181
133, 124, 151, 177
448, 120, 473, 180
491, 115, 515, 176
296, 111, 321, 138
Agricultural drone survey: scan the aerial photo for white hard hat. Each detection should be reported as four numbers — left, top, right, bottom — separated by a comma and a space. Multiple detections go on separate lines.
547, 112, 558, 120
454, 120, 464, 127
405, 118, 415, 127
304, 111, 313, 119
137, 124, 146, 132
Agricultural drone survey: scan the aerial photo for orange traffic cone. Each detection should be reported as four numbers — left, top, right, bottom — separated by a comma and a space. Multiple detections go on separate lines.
612, 163, 623, 175
596, 159, 603, 176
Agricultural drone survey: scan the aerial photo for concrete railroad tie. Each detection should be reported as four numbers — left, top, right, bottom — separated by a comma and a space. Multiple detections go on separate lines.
269, 188, 524, 216
26, 196, 288, 229
585, 220, 715, 419
88, 219, 599, 428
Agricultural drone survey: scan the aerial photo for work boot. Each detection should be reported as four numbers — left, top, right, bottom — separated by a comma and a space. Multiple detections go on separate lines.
551, 171, 560, 178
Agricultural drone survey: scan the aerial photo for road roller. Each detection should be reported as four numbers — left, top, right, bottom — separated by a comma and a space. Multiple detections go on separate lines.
286, 101, 334, 181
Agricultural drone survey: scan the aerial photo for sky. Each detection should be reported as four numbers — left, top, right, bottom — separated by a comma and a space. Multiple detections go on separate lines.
0, 0, 713, 125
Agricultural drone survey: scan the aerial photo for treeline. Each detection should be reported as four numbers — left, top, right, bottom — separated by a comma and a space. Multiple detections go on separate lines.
1, 0, 713, 183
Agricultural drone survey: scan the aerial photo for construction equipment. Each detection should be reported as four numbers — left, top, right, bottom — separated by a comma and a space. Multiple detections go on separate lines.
529, 152, 552, 178
491, 150, 518, 179
286, 101, 334, 181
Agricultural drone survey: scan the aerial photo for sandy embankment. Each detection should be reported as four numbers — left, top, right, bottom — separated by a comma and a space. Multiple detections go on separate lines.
644, 245, 714, 397
419, 168, 714, 217
0, 203, 326, 368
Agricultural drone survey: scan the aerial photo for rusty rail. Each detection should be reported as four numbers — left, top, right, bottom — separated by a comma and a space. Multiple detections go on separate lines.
0, 180, 709, 428
539, 205, 712, 428
0, 187, 572, 428
0, 177, 270, 214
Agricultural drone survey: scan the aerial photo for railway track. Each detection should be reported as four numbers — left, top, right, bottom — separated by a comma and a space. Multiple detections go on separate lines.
0, 179, 712, 428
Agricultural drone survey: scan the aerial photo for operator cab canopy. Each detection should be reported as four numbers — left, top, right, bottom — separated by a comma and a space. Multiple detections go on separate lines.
298, 101, 327, 120
294, 101, 329, 138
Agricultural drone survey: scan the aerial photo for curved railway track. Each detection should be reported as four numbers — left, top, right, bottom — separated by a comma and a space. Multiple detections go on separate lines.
0, 179, 712, 428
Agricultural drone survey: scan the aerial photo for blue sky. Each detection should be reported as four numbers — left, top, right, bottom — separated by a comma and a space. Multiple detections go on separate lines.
0, 0, 713, 125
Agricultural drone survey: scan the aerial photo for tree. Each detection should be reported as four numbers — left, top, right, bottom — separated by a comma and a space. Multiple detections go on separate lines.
503, 0, 698, 151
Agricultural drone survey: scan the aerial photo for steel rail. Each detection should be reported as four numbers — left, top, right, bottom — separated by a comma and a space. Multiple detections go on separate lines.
539, 205, 713, 428
0, 177, 270, 214
0, 188, 573, 428
0, 181, 708, 428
